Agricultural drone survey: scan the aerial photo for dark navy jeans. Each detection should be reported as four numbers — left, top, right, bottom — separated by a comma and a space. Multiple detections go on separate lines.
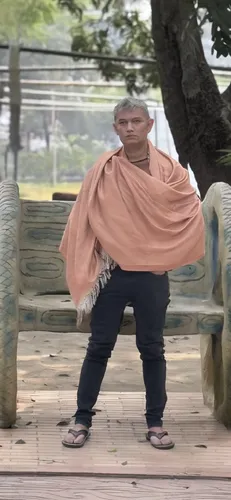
74, 267, 170, 428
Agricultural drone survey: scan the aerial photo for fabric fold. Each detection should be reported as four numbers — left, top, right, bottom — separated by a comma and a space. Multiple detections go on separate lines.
59, 141, 205, 323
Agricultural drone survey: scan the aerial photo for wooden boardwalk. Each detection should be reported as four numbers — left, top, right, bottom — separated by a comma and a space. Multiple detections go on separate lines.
0, 476, 231, 499
1, 391, 231, 498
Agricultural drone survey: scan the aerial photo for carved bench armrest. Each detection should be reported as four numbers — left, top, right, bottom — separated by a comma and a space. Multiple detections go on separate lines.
201, 182, 231, 424
0, 181, 20, 428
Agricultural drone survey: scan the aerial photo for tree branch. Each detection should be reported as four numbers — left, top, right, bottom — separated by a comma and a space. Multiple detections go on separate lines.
222, 83, 231, 104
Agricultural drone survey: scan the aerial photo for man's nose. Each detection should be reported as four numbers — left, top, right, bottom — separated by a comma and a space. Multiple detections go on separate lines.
126, 121, 134, 131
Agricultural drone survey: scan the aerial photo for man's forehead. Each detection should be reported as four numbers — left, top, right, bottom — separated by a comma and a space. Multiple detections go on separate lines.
115, 108, 148, 120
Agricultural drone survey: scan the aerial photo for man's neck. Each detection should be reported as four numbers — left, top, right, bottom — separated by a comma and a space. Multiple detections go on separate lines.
124, 142, 149, 162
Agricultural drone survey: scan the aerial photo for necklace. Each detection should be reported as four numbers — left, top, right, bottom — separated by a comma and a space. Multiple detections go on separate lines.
133, 155, 149, 163
126, 151, 150, 164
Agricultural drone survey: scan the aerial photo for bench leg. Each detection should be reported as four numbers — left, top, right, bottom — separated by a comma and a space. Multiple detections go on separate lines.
0, 322, 18, 428
200, 332, 231, 426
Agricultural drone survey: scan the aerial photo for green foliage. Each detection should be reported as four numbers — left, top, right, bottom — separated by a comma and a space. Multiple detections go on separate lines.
218, 149, 231, 166
198, 0, 231, 58
18, 134, 106, 182
0, 0, 58, 42
58, 0, 231, 94
60, 0, 157, 94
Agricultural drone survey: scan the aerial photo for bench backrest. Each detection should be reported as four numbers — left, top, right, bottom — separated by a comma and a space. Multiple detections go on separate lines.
19, 199, 209, 299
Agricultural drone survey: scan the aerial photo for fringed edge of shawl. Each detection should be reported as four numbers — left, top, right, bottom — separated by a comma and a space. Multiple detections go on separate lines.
76, 250, 117, 328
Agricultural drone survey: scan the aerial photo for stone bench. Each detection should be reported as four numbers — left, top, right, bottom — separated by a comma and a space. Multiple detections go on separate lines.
0, 180, 230, 429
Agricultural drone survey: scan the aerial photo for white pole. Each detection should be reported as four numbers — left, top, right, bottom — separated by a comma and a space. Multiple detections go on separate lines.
51, 93, 57, 186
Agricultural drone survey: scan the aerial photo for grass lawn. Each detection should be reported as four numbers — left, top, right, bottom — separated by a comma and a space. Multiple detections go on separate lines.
18, 182, 82, 201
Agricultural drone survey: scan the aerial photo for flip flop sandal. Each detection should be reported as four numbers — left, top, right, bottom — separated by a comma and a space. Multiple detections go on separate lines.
146, 431, 175, 450
62, 428, 90, 448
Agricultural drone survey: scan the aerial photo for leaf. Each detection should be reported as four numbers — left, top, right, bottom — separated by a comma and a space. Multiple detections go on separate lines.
108, 448, 117, 453
122, 461, 128, 466
49, 354, 57, 358
15, 439, 26, 444
26, 421, 32, 426
31, 398, 36, 402
116, 419, 122, 424
58, 373, 70, 377
56, 418, 71, 427
194, 444, 207, 448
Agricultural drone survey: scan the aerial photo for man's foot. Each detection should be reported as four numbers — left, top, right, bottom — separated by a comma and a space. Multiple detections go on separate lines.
146, 426, 175, 450
62, 424, 90, 448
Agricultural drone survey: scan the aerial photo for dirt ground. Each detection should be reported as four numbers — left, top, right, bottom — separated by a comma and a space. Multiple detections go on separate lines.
17, 332, 201, 393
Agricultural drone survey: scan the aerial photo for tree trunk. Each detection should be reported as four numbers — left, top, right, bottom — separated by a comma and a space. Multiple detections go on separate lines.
9, 44, 21, 183
3, 144, 9, 180
13, 150, 18, 182
151, 0, 231, 198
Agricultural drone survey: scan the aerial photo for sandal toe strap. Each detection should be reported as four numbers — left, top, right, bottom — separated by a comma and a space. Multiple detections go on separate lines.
68, 428, 88, 438
148, 431, 168, 440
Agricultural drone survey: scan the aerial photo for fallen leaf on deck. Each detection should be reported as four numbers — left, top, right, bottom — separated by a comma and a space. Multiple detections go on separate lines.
15, 439, 26, 444
116, 419, 122, 424
49, 354, 57, 358
58, 373, 70, 377
108, 448, 117, 453
31, 398, 36, 402
26, 421, 32, 426
122, 461, 128, 466
194, 444, 207, 448
56, 418, 71, 427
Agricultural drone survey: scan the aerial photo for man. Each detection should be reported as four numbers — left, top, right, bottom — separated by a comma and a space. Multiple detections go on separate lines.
60, 97, 204, 450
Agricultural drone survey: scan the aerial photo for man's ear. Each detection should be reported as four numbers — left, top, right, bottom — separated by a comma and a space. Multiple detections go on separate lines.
148, 118, 154, 133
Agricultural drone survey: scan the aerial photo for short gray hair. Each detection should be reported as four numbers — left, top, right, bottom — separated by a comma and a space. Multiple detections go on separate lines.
113, 97, 149, 121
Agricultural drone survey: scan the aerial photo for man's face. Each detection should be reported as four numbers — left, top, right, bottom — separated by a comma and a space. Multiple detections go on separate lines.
113, 107, 154, 146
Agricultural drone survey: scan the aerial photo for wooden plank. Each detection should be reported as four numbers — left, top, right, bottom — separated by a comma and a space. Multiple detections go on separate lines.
0, 476, 230, 500
1, 391, 231, 479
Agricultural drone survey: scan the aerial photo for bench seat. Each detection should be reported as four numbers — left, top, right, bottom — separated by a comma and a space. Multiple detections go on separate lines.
19, 293, 223, 336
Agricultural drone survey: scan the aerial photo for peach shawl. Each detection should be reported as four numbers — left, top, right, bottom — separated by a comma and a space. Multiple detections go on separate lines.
59, 141, 205, 324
